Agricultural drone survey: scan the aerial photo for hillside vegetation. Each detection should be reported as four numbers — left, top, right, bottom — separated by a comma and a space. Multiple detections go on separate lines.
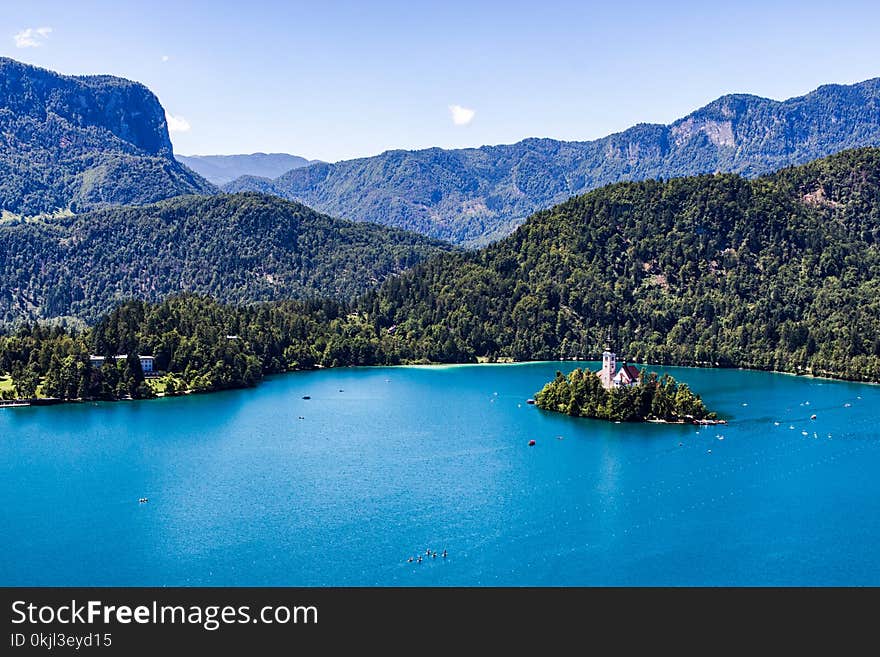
361, 148, 880, 381
0, 57, 214, 216
4, 148, 880, 402
0, 193, 452, 323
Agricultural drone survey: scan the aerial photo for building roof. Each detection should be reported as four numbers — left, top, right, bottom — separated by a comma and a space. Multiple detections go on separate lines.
619, 364, 640, 381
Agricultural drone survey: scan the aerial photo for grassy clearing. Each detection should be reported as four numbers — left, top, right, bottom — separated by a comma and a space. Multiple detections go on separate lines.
147, 374, 187, 395
0, 375, 45, 398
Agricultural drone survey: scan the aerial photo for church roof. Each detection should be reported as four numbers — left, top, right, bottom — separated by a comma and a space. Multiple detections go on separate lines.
620, 364, 640, 381
612, 363, 640, 383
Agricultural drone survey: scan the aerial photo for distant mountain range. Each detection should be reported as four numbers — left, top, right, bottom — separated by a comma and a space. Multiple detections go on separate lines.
4, 55, 880, 250
0, 58, 214, 217
227, 78, 880, 246
175, 153, 316, 186
0, 193, 451, 323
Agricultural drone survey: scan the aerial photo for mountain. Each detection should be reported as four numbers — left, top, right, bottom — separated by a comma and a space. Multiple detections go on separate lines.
357, 147, 880, 381
175, 153, 314, 186
226, 78, 880, 246
0, 193, 451, 323
0, 57, 214, 217
6, 149, 880, 400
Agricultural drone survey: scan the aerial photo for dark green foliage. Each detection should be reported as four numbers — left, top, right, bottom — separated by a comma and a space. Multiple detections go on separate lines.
0, 193, 452, 322
0, 57, 215, 216
5, 148, 880, 403
534, 368, 716, 422
0, 294, 426, 400
227, 79, 880, 246
363, 148, 880, 382
11, 364, 39, 399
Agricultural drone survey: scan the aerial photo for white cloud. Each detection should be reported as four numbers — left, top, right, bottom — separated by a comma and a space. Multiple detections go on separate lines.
449, 104, 475, 126
14, 26, 52, 48
165, 112, 191, 133
161, 55, 170, 62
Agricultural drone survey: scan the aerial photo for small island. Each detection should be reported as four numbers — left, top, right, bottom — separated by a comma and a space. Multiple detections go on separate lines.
534, 347, 721, 424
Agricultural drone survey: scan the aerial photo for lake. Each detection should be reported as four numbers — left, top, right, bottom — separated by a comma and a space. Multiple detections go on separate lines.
1, 362, 878, 586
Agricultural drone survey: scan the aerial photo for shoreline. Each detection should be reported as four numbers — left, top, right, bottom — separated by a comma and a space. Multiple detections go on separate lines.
2, 358, 877, 410
646, 418, 728, 426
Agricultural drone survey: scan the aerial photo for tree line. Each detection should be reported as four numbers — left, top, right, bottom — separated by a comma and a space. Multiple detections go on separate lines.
0, 295, 415, 401
4, 148, 880, 401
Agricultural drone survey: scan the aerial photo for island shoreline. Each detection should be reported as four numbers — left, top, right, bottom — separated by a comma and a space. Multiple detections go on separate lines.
2, 358, 877, 410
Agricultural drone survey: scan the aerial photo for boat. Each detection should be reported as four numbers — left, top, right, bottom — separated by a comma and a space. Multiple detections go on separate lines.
528, 439, 536, 446
810, 414, 817, 420
302, 396, 311, 400
526, 399, 536, 405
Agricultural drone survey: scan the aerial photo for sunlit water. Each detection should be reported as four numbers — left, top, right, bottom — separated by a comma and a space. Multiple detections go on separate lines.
2, 362, 878, 585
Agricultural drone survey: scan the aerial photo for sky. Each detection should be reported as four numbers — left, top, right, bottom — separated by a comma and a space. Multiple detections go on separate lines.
2, 0, 879, 162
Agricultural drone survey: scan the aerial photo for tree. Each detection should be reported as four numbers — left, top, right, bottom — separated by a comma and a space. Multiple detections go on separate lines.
164, 378, 177, 396
13, 365, 40, 399
124, 353, 145, 398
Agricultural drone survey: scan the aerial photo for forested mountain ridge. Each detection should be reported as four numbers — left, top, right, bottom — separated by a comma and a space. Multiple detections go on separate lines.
5, 149, 880, 382
4, 149, 880, 402
0, 193, 451, 323
360, 147, 880, 381
176, 153, 314, 185
0, 57, 215, 216
226, 78, 880, 246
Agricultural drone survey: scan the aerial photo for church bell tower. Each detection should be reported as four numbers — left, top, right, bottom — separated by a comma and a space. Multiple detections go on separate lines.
601, 349, 616, 388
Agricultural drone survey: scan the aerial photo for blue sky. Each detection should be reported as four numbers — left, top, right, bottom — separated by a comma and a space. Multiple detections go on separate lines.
2, 0, 879, 162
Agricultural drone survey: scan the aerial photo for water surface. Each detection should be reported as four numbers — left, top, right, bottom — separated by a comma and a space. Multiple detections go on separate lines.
1, 363, 878, 585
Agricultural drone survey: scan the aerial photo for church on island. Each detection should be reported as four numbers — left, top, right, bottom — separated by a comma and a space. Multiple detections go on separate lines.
597, 347, 641, 390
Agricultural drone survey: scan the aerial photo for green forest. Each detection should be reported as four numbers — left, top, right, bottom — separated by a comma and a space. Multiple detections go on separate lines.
4, 148, 880, 402
362, 147, 880, 382
0, 294, 415, 401
0, 193, 451, 323
534, 368, 717, 423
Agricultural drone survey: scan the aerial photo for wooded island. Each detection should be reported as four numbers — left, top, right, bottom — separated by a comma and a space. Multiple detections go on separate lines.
535, 367, 719, 424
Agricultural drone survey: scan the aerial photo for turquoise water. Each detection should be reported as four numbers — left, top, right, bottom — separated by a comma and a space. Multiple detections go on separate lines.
1, 362, 879, 586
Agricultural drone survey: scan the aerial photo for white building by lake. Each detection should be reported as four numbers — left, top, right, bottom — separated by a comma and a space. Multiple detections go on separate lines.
596, 348, 640, 390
